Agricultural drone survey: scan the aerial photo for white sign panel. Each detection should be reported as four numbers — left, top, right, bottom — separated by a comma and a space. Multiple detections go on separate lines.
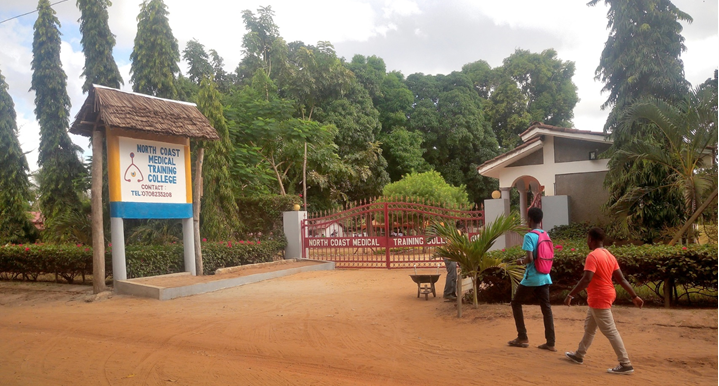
118, 136, 187, 203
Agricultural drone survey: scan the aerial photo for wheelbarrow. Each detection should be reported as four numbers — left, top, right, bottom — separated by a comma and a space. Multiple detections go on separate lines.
410, 274, 441, 300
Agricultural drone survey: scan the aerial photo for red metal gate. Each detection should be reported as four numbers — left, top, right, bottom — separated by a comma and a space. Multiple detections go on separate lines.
301, 199, 484, 268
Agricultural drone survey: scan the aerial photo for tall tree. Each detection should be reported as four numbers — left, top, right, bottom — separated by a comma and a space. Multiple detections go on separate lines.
196, 78, 240, 240
347, 54, 386, 102
225, 70, 347, 199
347, 55, 429, 181
0, 69, 37, 243
208, 49, 231, 92
464, 50, 578, 148
76, 0, 123, 92
316, 81, 390, 201
183, 39, 213, 85
406, 72, 499, 204
589, 0, 692, 140
375, 70, 432, 180
283, 41, 353, 120
130, 0, 180, 98
380, 127, 432, 181
609, 87, 718, 242
31, 0, 86, 241
590, 0, 693, 240
236, 6, 286, 83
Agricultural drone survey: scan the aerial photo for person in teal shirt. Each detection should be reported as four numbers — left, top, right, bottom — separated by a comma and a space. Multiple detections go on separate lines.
508, 207, 556, 351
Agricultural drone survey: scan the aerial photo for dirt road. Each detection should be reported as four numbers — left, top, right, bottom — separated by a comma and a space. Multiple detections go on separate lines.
0, 269, 716, 385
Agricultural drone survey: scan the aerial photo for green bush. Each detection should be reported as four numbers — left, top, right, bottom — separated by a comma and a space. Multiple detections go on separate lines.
381, 171, 470, 208
1, 238, 288, 283
236, 195, 299, 238
484, 242, 718, 306
548, 222, 595, 241
115, 238, 287, 278
198, 239, 286, 275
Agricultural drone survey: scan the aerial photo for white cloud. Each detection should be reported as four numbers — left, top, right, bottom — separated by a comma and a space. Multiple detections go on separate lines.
118, 63, 133, 92
382, 0, 421, 18
682, 36, 719, 87
15, 114, 40, 172
375, 23, 398, 37
276, 1, 377, 44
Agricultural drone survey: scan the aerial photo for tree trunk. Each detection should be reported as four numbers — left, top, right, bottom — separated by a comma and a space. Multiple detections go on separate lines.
270, 157, 286, 195
663, 278, 671, 308
472, 272, 479, 309
303, 142, 307, 210
91, 129, 106, 294
669, 187, 718, 246
193, 148, 205, 276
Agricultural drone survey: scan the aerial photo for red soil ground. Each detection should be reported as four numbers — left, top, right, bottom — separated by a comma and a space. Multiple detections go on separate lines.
0, 269, 716, 385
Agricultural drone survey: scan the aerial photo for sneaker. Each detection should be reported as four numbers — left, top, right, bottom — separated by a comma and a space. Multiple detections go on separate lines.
565, 352, 583, 364
607, 364, 634, 375
443, 295, 457, 300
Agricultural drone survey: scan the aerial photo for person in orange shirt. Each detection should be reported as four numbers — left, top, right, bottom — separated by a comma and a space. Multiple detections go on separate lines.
563, 227, 644, 375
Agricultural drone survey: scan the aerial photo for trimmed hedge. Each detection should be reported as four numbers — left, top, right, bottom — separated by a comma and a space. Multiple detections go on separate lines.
484, 242, 718, 304
0, 243, 92, 283
0, 238, 287, 283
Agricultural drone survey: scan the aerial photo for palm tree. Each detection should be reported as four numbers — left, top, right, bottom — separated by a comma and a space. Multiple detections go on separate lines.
610, 86, 718, 243
430, 213, 526, 316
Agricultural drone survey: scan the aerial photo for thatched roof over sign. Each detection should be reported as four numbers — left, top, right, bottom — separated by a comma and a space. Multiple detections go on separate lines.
70, 85, 219, 140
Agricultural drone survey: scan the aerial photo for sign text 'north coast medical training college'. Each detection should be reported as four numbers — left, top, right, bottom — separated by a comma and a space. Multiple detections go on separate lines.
118, 137, 187, 203
108, 133, 192, 220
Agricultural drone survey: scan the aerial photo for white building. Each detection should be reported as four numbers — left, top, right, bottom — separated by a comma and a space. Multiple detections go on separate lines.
478, 122, 613, 236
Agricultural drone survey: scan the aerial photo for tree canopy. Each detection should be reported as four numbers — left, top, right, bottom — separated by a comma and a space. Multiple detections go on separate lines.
382, 171, 470, 209
196, 78, 241, 240
31, 0, 87, 242
406, 71, 499, 203
591, 0, 697, 241
130, 0, 180, 98
463, 49, 578, 148
76, 0, 123, 92
589, 0, 692, 140
0, 69, 37, 244
183, 39, 213, 85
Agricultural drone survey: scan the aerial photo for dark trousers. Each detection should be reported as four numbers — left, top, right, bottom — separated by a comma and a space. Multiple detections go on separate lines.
511, 284, 555, 346
443, 259, 457, 297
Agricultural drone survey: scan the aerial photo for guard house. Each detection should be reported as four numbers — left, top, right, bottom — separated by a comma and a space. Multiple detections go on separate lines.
70, 85, 219, 281
477, 122, 612, 234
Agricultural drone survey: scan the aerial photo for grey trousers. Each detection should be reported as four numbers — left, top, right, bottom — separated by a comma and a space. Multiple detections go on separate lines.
575, 307, 631, 366
443, 259, 457, 297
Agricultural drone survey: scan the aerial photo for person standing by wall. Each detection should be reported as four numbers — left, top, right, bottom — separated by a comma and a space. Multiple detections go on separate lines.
508, 207, 556, 352
564, 227, 643, 375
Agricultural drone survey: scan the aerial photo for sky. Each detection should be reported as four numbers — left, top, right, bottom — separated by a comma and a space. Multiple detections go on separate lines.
1, 0, 717, 173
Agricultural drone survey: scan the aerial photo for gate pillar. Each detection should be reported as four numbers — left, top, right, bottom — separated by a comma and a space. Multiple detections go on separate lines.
283, 210, 307, 259
484, 197, 510, 251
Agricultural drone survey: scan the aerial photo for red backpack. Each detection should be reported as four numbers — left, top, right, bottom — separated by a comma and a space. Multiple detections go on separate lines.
530, 230, 554, 274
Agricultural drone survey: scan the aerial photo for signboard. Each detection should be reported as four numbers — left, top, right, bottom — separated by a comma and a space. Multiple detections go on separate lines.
305, 237, 385, 248
107, 131, 192, 219
302, 233, 481, 249
118, 137, 187, 204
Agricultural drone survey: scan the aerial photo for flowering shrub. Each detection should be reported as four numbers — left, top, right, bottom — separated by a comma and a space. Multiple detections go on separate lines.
1, 238, 287, 282
0, 243, 92, 283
